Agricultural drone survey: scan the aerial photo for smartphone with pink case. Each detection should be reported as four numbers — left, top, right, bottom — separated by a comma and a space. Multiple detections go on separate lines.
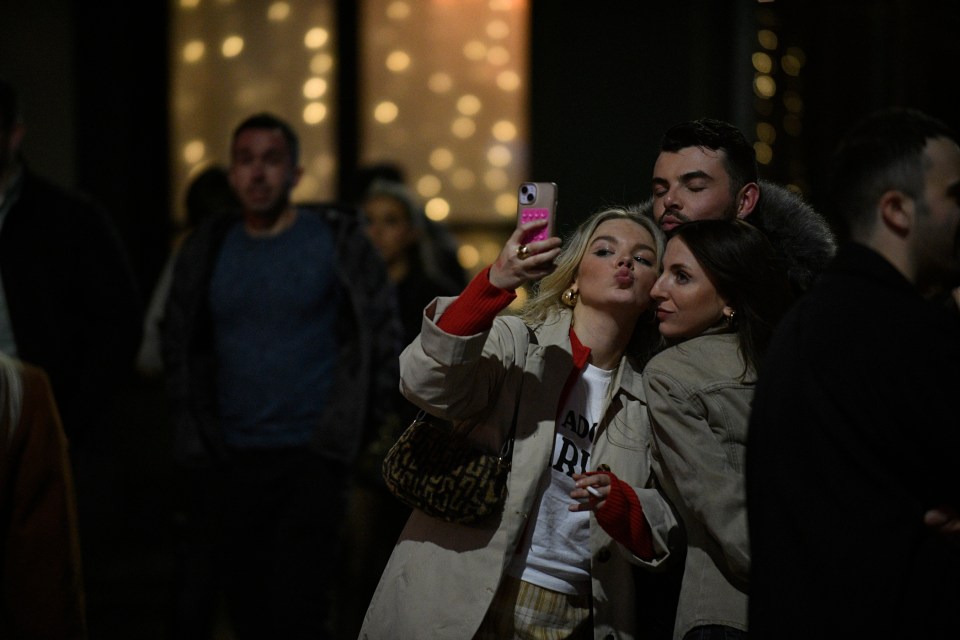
517, 181, 558, 245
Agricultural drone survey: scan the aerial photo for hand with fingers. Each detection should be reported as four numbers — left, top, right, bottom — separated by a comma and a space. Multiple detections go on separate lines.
489, 218, 562, 290
925, 506, 960, 545
568, 472, 610, 513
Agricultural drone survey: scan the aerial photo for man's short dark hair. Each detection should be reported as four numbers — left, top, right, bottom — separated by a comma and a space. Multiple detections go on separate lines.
829, 107, 957, 236
660, 118, 759, 196
231, 112, 300, 165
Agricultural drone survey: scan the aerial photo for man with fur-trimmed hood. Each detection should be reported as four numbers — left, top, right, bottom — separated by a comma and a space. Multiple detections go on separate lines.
649, 118, 837, 295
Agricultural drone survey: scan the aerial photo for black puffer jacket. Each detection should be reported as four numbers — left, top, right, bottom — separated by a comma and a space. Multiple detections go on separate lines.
161, 203, 402, 466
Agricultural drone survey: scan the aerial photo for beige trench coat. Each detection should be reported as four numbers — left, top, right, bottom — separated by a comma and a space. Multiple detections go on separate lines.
360, 298, 680, 640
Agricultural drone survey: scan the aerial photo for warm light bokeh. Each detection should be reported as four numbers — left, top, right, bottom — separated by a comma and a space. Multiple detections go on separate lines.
171, 0, 337, 225
359, 0, 528, 229
171, 0, 528, 277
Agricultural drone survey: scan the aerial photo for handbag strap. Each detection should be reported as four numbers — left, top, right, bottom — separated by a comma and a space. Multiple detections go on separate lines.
497, 378, 522, 464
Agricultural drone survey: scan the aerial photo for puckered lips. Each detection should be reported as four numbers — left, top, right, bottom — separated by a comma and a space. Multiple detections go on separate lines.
659, 212, 684, 232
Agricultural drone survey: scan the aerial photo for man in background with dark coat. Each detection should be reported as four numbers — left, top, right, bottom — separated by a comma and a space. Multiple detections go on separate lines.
0, 78, 142, 451
747, 107, 960, 638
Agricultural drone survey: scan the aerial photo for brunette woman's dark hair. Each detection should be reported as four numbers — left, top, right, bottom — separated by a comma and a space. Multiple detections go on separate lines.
672, 219, 793, 375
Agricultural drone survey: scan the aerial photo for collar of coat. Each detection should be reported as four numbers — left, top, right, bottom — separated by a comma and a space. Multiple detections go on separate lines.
535, 307, 644, 412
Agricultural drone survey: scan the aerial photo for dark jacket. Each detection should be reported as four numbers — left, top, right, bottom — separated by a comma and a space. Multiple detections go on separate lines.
0, 167, 142, 442
747, 243, 960, 638
161, 204, 402, 466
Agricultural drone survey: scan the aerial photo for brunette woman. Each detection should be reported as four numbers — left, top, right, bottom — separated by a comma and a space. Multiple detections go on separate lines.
642, 219, 792, 639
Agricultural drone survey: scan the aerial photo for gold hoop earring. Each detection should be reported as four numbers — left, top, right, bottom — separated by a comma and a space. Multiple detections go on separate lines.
561, 288, 578, 308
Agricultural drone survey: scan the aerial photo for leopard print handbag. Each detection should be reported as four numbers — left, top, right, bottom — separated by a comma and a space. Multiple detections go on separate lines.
383, 330, 532, 525
380, 412, 515, 525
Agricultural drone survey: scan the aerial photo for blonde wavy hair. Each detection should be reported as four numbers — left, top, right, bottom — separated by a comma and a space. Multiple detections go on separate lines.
520, 205, 666, 363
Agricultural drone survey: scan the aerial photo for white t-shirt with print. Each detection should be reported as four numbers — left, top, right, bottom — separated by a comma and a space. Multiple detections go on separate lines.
507, 363, 613, 595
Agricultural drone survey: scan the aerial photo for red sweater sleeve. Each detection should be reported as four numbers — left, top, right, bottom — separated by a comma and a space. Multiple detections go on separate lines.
590, 471, 655, 560
436, 266, 516, 336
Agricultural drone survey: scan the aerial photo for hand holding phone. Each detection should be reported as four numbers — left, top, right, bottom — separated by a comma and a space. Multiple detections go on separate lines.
488, 182, 561, 290
517, 181, 558, 246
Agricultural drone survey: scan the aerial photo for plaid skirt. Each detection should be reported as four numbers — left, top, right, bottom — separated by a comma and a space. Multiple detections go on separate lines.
474, 574, 593, 640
